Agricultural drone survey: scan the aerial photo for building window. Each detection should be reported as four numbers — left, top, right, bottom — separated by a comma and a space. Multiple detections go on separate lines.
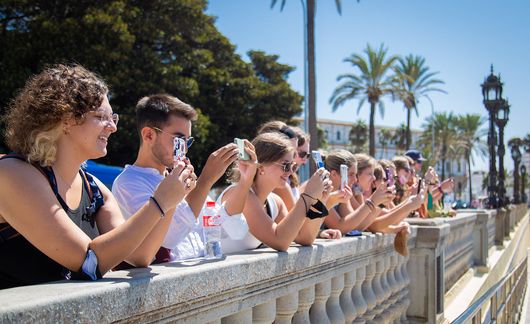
457, 161, 461, 173
336, 131, 341, 141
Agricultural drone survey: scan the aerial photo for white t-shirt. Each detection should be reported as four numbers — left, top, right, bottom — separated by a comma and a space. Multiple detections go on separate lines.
216, 185, 279, 253
112, 165, 248, 261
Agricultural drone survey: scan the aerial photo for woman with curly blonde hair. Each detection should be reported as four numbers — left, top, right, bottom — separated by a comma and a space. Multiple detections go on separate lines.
0, 64, 195, 288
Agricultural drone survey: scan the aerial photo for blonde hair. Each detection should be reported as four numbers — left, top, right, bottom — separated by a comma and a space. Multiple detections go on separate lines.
324, 149, 356, 172
228, 132, 294, 183
392, 156, 410, 172
353, 153, 376, 174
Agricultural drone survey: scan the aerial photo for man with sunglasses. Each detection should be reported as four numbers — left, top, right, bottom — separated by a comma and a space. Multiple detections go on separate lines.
112, 94, 248, 263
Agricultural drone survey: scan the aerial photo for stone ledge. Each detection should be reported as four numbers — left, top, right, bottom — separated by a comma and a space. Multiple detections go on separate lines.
0, 229, 417, 323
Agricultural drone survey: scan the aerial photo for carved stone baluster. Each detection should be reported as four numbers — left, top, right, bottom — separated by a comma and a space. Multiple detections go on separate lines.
341, 270, 356, 323
386, 254, 401, 323
252, 300, 276, 324
221, 308, 252, 324
310, 279, 332, 324
275, 292, 298, 324
370, 256, 386, 323
327, 275, 346, 324
352, 262, 367, 324
293, 286, 315, 324
398, 254, 410, 322
380, 255, 395, 324
361, 262, 377, 322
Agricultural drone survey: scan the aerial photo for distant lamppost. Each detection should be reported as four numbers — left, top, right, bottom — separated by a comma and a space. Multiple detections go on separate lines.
481, 65, 504, 209
509, 138, 522, 204
495, 100, 509, 206
521, 165, 527, 204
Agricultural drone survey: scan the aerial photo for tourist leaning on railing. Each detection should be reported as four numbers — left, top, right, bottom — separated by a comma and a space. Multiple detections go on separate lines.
0, 65, 195, 289
217, 132, 333, 253
112, 94, 249, 264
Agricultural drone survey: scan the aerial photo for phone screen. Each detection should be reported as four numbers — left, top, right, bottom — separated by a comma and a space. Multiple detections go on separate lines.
234, 138, 250, 160
340, 164, 348, 191
311, 151, 324, 169
173, 137, 186, 162
385, 168, 394, 187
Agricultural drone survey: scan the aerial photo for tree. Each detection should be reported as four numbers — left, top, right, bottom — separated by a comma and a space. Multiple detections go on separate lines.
271, 0, 358, 167
349, 119, 368, 153
0, 1, 303, 176
379, 128, 393, 159
419, 112, 457, 180
454, 114, 487, 202
392, 123, 408, 154
392, 54, 445, 150
330, 43, 398, 156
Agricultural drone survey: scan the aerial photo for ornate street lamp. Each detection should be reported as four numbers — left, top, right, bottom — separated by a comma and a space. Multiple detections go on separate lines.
509, 138, 522, 204
481, 65, 505, 208
495, 100, 509, 206
521, 164, 527, 205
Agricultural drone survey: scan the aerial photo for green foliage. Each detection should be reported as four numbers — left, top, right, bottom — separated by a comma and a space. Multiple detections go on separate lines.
330, 43, 398, 156
0, 0, 302, 172
349, 119, 368, 153
392, 54, 445, 149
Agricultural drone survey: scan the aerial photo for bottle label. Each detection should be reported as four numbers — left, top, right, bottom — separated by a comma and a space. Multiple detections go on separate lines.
203, 215, 221, 227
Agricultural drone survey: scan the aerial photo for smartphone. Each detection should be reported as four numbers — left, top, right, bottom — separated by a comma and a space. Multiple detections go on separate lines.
173, 137, 186, 162
234, 138, 250, 161
311, 150, 324, 169
417, 177, 423, 194
385, 168, 394, 187
340, 164, 348, 191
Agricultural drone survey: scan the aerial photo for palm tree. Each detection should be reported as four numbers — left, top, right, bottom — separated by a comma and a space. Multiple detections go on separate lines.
419, 112, 457, 180
392, 123, 407, 154
379, 128, 393, 159
454, 114, 487, 202
392, 54, 446, 150
349, 119, 368, 153
271, 0, 358, 164
330, 43, 398, 156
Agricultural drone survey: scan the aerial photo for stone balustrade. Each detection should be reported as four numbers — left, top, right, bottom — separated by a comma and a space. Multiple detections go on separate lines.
0, 231, 416, 323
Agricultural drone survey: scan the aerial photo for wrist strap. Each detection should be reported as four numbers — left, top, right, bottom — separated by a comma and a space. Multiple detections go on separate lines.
306, 200, 329, 219
150, 196, 165, 218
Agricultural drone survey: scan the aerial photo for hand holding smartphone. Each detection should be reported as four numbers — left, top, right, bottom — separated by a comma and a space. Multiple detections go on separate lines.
385, 168, 394, 187
340, 164, 348, 191
234, 138, 250, 161
417, 177, 423, 194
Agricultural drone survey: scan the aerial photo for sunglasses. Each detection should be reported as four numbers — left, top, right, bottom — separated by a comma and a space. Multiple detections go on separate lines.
152, 127, 194, 148
297, 151, 310, 159
273, 161, 297, 173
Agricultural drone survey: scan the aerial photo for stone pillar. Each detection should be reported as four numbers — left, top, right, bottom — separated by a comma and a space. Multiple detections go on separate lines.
406, 219, 450, 323
310, 279, 331, 324
352, 261, 368, 324
252, 300, 275, 324
275, 292, 298, 324
293, 286, 315, 324
327, 275, 345, 324
495, 208, 506, 246
361, 262, 377, 322
473, 210, 490, 270
340, 271, 356, 323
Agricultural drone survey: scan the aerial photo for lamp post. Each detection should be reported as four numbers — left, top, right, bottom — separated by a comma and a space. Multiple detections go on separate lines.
521, 165, 527, 205
481, 65, 504, 209
495, 100, 509, 207
509, 138, 522, 204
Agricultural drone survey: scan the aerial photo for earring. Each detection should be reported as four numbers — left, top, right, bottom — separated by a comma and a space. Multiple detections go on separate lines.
260, 171, 265, 175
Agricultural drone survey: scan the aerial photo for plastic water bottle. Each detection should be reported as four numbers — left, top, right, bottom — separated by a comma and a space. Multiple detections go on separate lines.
202, 201, 222, 259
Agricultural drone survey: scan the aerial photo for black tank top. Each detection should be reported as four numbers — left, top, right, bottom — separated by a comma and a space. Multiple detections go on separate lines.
0, 155, 104, 289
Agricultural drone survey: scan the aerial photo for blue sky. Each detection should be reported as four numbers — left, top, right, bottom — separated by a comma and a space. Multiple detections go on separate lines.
206, 1, 530, 171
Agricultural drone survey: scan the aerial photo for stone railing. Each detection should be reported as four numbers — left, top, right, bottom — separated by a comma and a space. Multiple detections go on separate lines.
407, 204, 528, 323
0, 231, 416, 323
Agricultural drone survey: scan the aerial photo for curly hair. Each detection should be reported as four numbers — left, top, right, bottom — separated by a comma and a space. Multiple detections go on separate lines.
4, 64, 108, 166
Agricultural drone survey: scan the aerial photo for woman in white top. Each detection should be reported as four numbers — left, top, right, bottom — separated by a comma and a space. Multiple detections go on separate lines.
218, 132, 332, 253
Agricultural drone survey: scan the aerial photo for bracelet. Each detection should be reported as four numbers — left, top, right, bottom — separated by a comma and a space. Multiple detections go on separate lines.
150, 196, 165, 218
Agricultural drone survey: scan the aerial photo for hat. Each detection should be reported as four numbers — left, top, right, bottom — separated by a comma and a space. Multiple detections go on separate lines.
405, 150, 427, 162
